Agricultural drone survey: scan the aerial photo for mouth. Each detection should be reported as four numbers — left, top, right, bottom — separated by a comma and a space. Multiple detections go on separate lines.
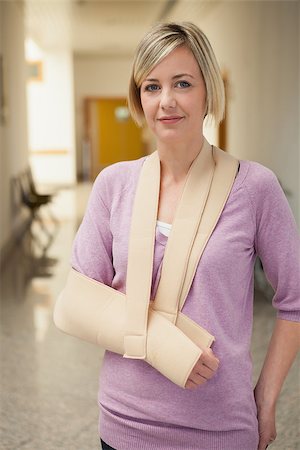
158, 116, 184, 124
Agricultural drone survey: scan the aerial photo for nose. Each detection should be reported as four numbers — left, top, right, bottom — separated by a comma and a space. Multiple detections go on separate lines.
160, 88, 176, 110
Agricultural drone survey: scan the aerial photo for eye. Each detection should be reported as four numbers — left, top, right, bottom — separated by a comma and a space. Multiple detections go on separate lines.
144, 84, 160, 92
176, 80, 191, 88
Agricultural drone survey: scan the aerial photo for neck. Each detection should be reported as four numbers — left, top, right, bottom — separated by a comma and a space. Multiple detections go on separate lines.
157, 135, 204, 183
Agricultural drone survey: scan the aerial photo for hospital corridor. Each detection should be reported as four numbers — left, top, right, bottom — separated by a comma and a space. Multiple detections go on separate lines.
0, 1, 299, 449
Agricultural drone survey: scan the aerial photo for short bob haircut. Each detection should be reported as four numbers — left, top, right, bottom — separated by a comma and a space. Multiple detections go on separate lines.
128, 22, 225, 127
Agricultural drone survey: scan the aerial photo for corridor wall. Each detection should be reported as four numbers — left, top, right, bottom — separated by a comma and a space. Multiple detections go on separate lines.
0, 1, 29, 262
193, 1, 299, 225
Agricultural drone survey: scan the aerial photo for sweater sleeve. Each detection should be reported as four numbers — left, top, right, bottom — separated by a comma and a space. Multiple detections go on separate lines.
248, 165, 300, 322
71, 169, 114, 286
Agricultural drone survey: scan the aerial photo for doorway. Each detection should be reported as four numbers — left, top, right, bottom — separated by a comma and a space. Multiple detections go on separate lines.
83, 97, 144, 180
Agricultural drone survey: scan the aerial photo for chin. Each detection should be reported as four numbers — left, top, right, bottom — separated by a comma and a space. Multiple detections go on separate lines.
157, 131, 186, 144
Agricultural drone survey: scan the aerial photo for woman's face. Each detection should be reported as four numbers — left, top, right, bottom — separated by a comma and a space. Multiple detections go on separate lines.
140, 45, 207, 146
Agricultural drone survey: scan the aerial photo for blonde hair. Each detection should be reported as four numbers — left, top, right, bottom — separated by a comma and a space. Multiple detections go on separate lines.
128, 22, 225, 126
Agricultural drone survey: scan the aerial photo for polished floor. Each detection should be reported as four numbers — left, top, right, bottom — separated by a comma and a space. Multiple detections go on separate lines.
0, 185, 299, 450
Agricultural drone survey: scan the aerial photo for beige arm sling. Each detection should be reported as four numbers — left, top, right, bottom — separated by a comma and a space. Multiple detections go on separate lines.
53, 138, 239, 387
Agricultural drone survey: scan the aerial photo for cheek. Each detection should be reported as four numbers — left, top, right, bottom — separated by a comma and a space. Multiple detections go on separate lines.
191, 96, 206, 119
141, 97, 155, 122
140, 96, 148, 116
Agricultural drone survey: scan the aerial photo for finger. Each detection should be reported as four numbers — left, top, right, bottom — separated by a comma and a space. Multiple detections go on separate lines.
267, 436, 276, 446
194, 363, 215, 380
257, 430, 276, 450
185, 379, 198, 389
199, 350, 219, 371
189, 371, 207, 386
257, 441, 268, 450
257, 437, 272, 450
200, 348, 220, 368
185, 373, 207, 389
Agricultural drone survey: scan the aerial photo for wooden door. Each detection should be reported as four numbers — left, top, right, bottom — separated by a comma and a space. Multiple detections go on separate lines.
85, 97, 143, 180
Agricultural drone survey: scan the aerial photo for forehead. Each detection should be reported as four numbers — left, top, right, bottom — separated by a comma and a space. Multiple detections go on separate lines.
144, 46, 201, 80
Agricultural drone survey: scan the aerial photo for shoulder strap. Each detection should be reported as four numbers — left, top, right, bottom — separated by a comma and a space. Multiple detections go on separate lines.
178, 146, 239, 311
124, 152, 160, 358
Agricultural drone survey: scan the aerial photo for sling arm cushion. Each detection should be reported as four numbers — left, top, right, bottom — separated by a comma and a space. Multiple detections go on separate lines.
53, 269, 212, 388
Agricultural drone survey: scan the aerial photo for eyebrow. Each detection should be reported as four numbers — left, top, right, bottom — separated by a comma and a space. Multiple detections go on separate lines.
143, 73, 195, 82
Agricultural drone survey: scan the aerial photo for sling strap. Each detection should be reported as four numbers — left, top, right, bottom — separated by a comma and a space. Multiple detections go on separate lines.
154, 143, 239, 319
124, 138, 239, 358
178, 146, 239, 311
152, 139, 214, 321
124, 150, 160, 358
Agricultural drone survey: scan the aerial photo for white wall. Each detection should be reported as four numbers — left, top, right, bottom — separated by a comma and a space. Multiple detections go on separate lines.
0, 1, 29, 253
73, 55, 132, 177
27, 47, 76, 186
194, 1, 299, 223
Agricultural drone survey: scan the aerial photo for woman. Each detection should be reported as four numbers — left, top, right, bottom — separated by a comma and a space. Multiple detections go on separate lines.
55, 22, 299, 450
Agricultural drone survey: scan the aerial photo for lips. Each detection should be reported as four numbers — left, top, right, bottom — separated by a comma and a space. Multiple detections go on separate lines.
158, 115, 184, 124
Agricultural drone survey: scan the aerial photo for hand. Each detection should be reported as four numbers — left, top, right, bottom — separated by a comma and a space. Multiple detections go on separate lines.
254, 391, 277, 450
185, 348, 219, 389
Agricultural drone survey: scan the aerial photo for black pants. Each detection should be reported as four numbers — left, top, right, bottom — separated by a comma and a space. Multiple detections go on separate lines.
101, 438, 117, 450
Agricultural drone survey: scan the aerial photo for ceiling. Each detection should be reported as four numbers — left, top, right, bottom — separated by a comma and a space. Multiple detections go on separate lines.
24, 0, 221, 56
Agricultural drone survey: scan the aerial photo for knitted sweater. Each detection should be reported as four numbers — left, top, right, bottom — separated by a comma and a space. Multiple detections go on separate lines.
71, 156, 300, 450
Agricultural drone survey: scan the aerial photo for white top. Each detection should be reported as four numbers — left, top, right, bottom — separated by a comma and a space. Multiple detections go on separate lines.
156, 220, 172, 237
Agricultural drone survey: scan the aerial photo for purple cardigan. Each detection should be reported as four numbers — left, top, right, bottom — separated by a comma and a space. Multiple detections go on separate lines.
71, 156, 300, 450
